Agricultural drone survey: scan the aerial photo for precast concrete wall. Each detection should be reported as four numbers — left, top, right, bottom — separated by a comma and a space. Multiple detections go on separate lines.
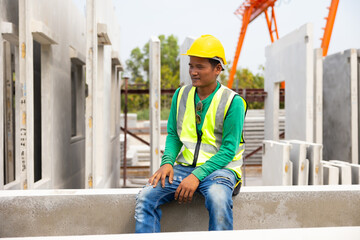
2, 0, 123, 190
1, 186, 360, 237
86, 0, 122, 188
0, 0, 20, 190
265, 23, 314, 142
323, 49, 359, 164
19, 0, 87, 189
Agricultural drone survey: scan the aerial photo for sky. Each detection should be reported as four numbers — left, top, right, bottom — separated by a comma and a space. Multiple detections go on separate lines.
74, 0, 360, 74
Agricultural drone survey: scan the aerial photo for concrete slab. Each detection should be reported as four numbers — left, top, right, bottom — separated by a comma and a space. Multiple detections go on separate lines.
323, 49, 359, 164
3, 227, 360, 240
329, 160, 360, 184
349, 164, 360, 184
1, 187, 360, 237
325, 161, 352, 185
262, 140, 292, 186
265, 23, 314, 142
305, 142, 323, 185
322, 163, 339, 185
283, 140, 309, 185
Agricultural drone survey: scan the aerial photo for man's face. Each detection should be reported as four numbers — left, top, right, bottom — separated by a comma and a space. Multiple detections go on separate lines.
189, 56, 222, 88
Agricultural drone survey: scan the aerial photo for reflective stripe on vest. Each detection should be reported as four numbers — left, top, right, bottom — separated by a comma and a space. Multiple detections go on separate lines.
175, 84, 247, 179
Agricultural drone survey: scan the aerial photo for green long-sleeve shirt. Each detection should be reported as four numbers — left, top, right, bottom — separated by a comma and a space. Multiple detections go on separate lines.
160, 81, 245, 181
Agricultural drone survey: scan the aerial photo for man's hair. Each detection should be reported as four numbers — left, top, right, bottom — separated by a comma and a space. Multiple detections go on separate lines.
208, 58, 224, 71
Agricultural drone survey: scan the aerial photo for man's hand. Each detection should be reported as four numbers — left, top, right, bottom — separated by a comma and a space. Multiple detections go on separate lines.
148, 164, 174, 188
174, 174, 200, 204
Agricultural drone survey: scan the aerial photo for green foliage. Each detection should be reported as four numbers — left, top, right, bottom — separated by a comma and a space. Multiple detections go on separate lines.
135, 108, 172, 121
124, 35, 180, 118
218, 63, 265, 109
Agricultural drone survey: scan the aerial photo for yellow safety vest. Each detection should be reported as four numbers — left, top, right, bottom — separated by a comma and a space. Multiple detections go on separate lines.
175, 84, 247, 179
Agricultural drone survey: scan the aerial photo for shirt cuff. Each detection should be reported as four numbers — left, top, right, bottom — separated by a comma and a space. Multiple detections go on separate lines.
160, 155, 175, 167
191, 167, 206, 181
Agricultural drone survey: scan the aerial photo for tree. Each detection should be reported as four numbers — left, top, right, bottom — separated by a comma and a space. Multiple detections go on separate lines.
219, 63, 265, 109
124, 35, 180, 118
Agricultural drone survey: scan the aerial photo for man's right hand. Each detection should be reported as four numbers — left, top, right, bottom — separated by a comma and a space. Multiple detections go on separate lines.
148, 164, 174, 188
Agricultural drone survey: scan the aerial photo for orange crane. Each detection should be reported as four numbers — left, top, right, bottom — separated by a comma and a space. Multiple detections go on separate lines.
227, 0, 340, 89
321, 0, 339, 56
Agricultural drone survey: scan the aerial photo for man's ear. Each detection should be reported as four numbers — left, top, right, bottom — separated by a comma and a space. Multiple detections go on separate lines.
215, 63, 222, 74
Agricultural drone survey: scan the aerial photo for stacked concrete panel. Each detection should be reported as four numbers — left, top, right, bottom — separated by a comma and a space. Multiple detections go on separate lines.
348, 164, 360, 184
322, 163, 339, 185
262, 140, 292, 186
322, 161, 352, 185
263, 140, 323, 186
335, 162, 360, 184
282, 140, 309, 185
265, 23, 314, 142
322, 160, 360, 185
329, 160, 359, 185
306, 142, 323, 185
323, 49, 359, 164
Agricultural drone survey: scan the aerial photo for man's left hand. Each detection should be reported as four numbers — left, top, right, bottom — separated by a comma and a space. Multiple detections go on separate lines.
174, 174, 200, 204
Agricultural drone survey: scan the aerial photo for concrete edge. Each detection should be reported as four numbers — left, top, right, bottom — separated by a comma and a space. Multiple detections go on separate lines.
1, 185, 360, 197
3, 227, 360, 240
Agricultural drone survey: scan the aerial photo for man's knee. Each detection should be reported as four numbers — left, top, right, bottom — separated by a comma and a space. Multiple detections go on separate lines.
206, 183, 233, 208
135, 185, 154, 213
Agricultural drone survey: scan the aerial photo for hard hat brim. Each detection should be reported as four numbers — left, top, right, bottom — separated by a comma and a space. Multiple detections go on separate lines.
182, 54, 226, 70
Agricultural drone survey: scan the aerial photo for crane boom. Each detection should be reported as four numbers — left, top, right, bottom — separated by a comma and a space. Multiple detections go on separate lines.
228, 0, 278, 89
228, 0, 339, 89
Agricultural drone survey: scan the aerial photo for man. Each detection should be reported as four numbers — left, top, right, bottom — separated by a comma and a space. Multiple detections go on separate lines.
135, 35, 247, 232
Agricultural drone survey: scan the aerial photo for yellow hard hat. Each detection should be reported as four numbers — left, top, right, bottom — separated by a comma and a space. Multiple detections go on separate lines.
183, 34, 227, 65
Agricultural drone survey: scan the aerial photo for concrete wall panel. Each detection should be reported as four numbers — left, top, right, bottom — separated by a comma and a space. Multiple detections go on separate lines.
1, 0, 20, 190
86, 0, 122, 188
323, 49, 359, 164
283, 140, 309, 185
265, 23, 314, 142
328, 161, 352, 185
27, 0, 87, 189
306, 142, 323, 185
323, 164, 339, 185
262, 140, 292, 186
329, 160, 360, 184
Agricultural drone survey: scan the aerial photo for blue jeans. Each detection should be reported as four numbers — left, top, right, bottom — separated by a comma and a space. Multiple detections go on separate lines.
135, 164, 237, 233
